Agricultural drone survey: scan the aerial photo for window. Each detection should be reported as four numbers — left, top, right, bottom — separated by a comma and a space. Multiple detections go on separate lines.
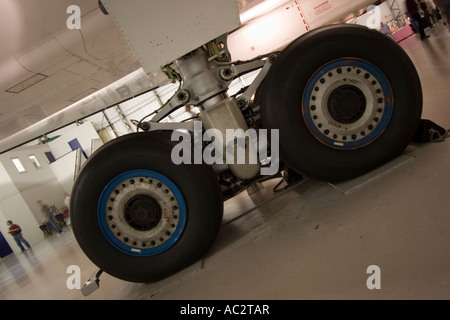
69, 138, 88, 159
11, 158, 26, 173
45, 152, 56, 164
28, 155, 41, 168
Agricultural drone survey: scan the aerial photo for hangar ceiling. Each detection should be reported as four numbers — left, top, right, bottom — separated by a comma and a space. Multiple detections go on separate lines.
0, 0, 146, 147
0, 0, 271, 150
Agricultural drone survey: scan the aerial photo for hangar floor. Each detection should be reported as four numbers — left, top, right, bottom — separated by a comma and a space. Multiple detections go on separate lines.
1, 22, 450, 300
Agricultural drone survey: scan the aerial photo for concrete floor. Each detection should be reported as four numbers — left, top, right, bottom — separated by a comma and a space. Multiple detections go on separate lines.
1, 22, 449, 300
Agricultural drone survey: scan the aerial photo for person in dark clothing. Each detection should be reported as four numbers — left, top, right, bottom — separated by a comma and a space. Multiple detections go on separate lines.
432, 7, 442, 21
6, 220, 31, 252
37, 200, 63, 234
434, 0, 450, 26
407, 13, 420, 33
419, 0, 434, 28
406, 0, 430, 39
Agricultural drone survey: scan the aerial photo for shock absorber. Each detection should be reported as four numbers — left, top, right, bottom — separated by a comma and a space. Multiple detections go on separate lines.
174, 48, 261, 180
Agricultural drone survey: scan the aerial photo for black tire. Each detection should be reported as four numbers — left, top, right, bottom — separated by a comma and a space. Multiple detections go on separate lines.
71, 132, 223, 283
260, 24, 422, 182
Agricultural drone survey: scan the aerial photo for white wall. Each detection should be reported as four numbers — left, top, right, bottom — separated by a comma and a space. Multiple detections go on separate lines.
48, 121, 102, 160
0, 162, 43, 254
47, 121, 104, 195
49, 150, 77, 194
0, 144, 66, 223
0, 121, 104, 251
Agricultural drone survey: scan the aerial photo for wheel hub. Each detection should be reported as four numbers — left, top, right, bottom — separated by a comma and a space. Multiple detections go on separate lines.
302, 58, 394, 150
327, 85, 366, 124
124, 195, 162, 231
98, 170, 186, 256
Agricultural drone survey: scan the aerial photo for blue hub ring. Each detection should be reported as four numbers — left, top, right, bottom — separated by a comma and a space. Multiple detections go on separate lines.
302, 58, 394, 150
97, 169, 186, 257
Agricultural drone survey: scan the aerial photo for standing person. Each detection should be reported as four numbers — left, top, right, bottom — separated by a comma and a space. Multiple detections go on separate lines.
419, 0, 434, 28
434, 0, 450, 26
63, 193, 70, 210
379, 22, 396, 40
37, 200, 63, 235
62, 192, 71, 225
6, 221, 31, 252
407, 12, 420, 33
406, 0, 430, 39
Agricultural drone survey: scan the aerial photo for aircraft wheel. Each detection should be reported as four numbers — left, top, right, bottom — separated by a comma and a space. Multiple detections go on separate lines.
71, 132, 223, 283
260, 24, 422, 182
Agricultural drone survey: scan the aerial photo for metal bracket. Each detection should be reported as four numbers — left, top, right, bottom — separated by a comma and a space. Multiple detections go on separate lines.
149, 96, 184, 123
234, 54, 277, 109
141, 120, 196, 132
81, 269, 103, 297
208, 33, 231, 62
151, 53, 277, 122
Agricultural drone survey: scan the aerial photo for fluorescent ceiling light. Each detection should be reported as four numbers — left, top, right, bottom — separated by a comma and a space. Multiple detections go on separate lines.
11, 157, 26, 173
